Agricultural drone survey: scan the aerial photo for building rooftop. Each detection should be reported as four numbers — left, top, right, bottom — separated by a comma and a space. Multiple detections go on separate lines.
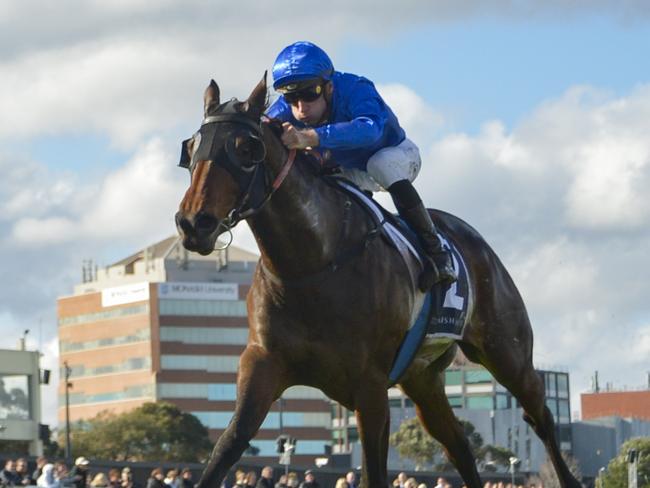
71, 235, 260, 295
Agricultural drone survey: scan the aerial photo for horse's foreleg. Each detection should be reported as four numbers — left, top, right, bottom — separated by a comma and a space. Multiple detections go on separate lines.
355, 383, 390, 488
197, 345, 283, 488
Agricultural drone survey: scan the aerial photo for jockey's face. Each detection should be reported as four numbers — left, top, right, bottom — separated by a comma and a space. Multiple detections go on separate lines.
288, 82, 331, 126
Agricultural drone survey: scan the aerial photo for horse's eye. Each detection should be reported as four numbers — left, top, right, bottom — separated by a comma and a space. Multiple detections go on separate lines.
235, 135, 265, 163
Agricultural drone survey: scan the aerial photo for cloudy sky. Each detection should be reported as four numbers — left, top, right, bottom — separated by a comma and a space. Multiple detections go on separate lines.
1, 1, 649, 428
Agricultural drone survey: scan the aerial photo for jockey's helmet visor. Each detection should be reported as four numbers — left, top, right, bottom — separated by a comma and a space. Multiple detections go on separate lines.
279, 83, 324, 105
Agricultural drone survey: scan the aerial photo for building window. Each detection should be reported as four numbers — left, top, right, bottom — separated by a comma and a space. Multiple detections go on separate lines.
495, 394, 509, 409
464, 370, 493, 384
64, 357, 151, 378
466, 395, 494, 409
445, 370, 462, 385
61, 384, 154, 406
545, 372, 557, 397
160, 327, 248, 345
160, 355, 240, 372
558, 399, 570, 423
59, 304, 149, 327
0, 375, 31, 420
60, 328, 150, 353
557, 374, 569, 399
447, 396, 463, 408
159, 299, 247, 317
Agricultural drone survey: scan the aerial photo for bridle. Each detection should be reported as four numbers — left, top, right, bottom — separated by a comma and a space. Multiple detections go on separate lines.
179, 100, 296, 245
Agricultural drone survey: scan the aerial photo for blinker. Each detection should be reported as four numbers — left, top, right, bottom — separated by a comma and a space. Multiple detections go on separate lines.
179, 139, 191, 168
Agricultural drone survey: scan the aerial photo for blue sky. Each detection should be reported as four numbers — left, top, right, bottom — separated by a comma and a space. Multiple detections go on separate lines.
1, 2, 649, 427
342, 14, 650, 131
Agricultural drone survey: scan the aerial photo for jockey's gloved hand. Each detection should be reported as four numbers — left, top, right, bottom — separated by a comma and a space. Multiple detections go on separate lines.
281, 122, 319, 150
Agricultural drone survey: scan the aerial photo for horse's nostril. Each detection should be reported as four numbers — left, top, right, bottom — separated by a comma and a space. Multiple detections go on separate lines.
195, 213, 218, 234
176, 212, 194, 235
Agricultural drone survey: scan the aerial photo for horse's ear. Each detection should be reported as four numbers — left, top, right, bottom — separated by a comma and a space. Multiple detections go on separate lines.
204, 79, 220, 116
245, 71, 268, 119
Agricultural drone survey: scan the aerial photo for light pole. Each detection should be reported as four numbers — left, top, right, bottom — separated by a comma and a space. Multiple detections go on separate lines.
509, 456, 519, 487
278, 396, 285, 434
64, 361, 72, 461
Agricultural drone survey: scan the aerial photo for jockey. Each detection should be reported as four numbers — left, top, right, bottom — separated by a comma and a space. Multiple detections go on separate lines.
267, 41, 456, 289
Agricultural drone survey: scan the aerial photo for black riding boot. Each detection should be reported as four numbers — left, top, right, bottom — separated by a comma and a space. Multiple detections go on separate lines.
388, 180, 456, 291
400, 203, 457, 290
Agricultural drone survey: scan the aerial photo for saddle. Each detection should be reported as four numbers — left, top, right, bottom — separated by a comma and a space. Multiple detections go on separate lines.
331, 179, 473, 386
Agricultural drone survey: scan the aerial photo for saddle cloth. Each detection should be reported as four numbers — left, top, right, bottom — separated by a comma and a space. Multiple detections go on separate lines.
335, 180, 473, 384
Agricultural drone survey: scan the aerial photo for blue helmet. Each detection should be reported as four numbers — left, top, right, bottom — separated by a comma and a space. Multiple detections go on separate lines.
272, 41, 334, 90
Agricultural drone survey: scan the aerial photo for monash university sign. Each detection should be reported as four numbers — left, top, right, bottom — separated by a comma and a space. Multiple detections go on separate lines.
157, 282, 238, 301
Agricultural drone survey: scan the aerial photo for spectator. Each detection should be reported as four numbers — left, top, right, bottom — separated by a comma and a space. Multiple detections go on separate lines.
33, 458, 49, 485
334, 479, 347, 488
14, 458, 32, 486
286, 473, 299, 488
69, 457, 90, 488
90, 473, 109, 488
344, 472, 356, 488
164, 470, 179, 488
244, 472, 257, 488
417, 484, 427, 488
298, 471, 319, 488
405, 478, 418, 488
54, 461, 69, 484
434, 479, 446, 488
256, 467, 273, 488
146, 469, 166, 488
37, 464, 60, 488
107, 469, 121, 488
273, 474, 287, 488
1, 460, 19, 486
120, 468, 134, 488
180, 469, 193, 488
233, 470, 246, 488
393, 473, 408, 488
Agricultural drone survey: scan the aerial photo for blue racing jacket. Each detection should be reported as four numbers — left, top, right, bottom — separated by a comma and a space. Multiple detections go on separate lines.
266, 71, 406, 170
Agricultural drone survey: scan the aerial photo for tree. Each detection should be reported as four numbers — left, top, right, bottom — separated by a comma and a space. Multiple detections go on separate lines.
63, 401, 212, 462
601, 437, 650, 488
434, 419, 485, 471
537, 452, 582, 488
390, 417, 441, 470
480, 445, 516, 471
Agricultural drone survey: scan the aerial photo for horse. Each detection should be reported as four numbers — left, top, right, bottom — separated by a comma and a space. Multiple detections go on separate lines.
175, 75, 581, 488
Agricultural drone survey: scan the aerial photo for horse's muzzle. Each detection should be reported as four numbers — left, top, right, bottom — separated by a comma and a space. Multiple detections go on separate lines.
175, 211, 219, 255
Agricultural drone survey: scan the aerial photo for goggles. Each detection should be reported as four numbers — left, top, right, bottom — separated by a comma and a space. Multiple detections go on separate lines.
280, 83, 324, 105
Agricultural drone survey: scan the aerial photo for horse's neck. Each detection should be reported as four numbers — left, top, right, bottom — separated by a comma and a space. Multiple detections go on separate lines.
248, 148, 345, 279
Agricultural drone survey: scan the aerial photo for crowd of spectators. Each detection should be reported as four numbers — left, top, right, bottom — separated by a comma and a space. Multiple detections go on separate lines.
1, 459, 537, 488
0, 457, 140, 488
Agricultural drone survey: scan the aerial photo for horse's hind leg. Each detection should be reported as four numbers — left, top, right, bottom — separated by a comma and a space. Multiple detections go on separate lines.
460, 311, 581, 488
197, 345, 283, 488
400, 356, 482, 488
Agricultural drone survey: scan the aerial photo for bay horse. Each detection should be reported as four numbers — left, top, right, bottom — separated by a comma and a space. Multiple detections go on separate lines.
175, 75, 581, 488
